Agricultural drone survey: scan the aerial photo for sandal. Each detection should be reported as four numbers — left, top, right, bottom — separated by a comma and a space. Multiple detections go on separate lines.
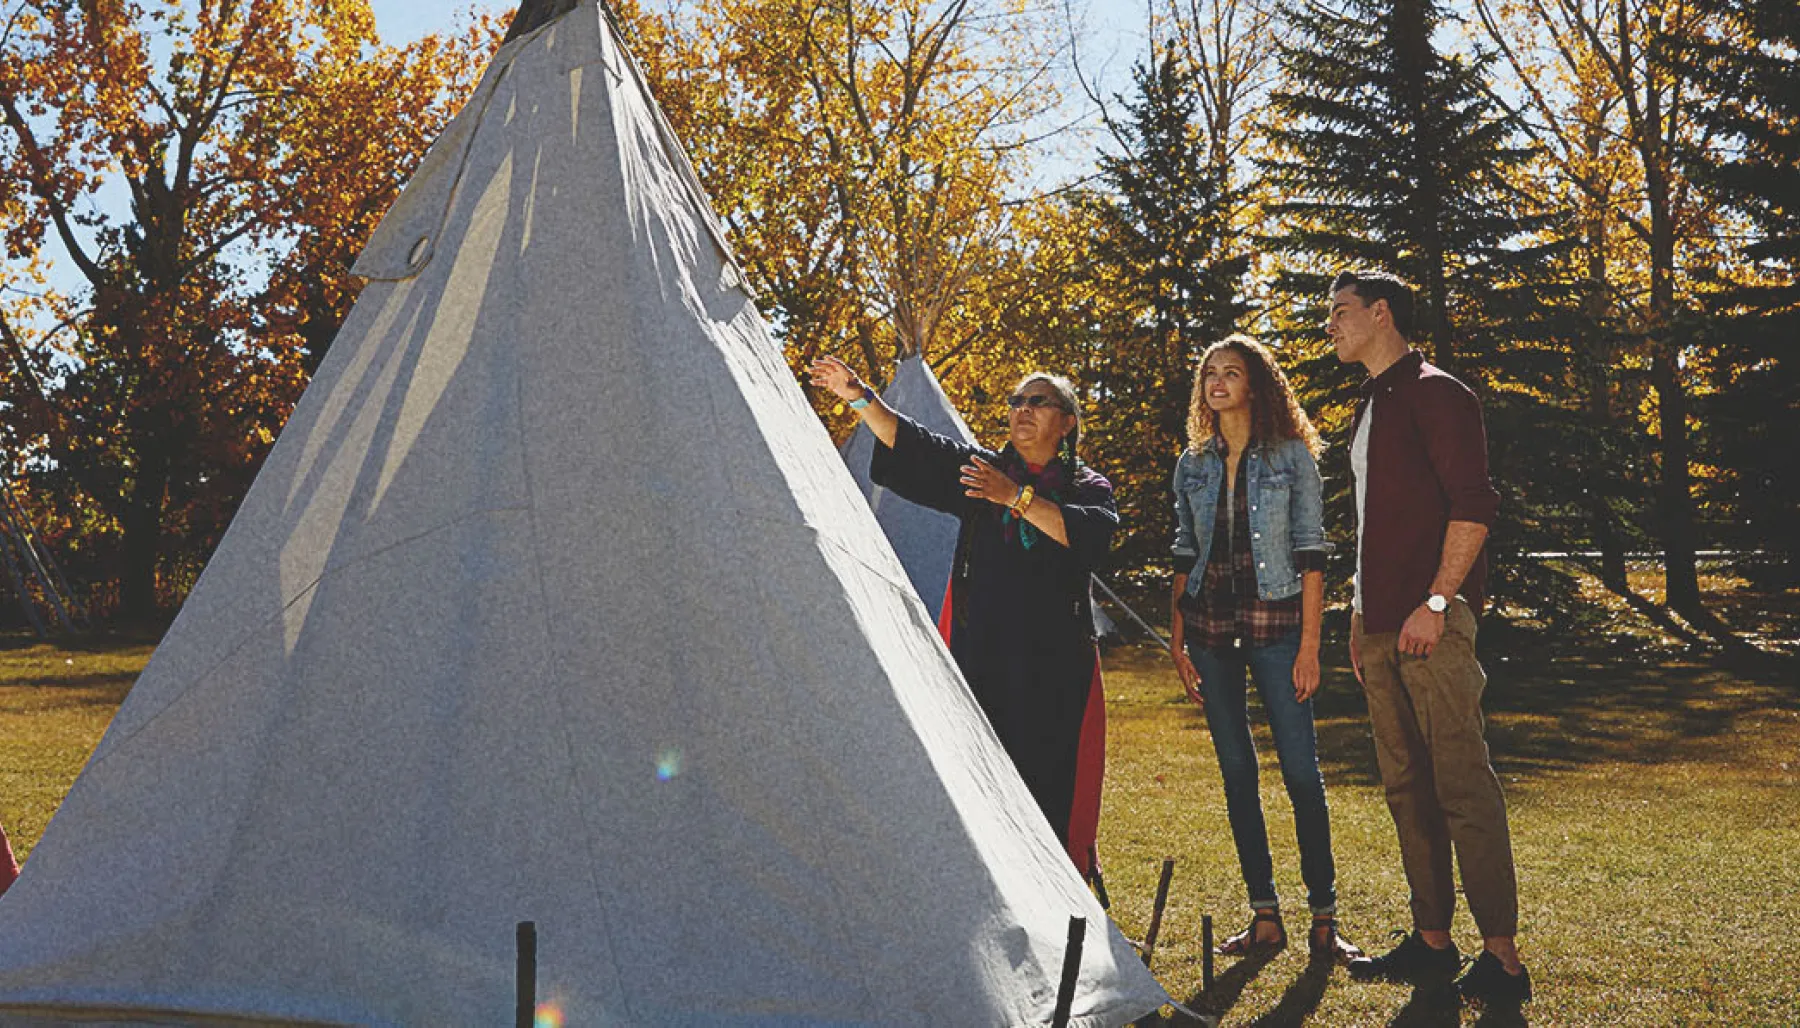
1308, 914, 1364, 966
1216, 909, 1286, 957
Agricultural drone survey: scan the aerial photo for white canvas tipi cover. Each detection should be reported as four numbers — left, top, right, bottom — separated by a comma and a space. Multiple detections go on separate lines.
0, 3, 1168, 1025
839, 356, 974, 622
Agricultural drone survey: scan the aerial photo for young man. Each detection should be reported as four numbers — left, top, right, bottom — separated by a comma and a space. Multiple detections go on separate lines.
1326, 270, 1531, 1005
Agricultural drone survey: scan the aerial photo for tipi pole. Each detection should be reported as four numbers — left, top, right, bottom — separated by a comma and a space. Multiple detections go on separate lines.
1139, 857, 1176, 968
6, 479, 83, 630
1089, 575, 1170, 655
1050, 915, 1086, 1028
503, 0, 580, 42
516, 921, 536, 1028
0, 478, 76, 632
0, 525, 48, 639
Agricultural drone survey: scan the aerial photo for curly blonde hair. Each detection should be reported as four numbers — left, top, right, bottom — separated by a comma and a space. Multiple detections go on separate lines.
1186, 335, 1322, 457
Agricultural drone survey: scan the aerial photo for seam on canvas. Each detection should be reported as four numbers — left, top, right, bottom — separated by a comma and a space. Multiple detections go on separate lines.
511, 365, 635, 1016
83, 505, 532, 770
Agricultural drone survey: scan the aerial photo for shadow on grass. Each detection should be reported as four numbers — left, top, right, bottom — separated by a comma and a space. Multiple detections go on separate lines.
0, 629, 152, 696
1296, 642, 1800, 788
1180, 947, 1278, 1021
1373, 980, 1462, 1028
1470, 1002, 1529, 1028
0, 628, 161, 655
0, 669, 141, 692
1242, 958, 1332, 1026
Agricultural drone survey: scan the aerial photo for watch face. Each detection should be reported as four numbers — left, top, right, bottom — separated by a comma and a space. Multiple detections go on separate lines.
1427, 595, 1448, 613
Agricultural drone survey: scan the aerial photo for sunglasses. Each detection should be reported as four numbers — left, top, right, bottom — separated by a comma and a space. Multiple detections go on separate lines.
1007, 393, 1067, 411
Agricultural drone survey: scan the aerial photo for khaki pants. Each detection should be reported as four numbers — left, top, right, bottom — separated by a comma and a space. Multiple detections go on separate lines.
1356, 599, 1518, 938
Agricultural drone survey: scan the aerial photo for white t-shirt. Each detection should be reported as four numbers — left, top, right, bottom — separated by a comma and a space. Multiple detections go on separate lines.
1351, 396, 1373, 613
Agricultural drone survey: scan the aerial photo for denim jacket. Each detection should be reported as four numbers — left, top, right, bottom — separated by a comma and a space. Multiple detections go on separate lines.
1171, 436, 1332, 601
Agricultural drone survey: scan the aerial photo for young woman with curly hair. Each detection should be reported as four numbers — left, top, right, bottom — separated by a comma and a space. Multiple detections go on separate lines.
1169, 335, 1361, 964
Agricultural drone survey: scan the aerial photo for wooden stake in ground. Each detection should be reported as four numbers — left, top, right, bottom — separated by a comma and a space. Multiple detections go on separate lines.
1202, 914, 1214, 991
516, 921, 536, 1028
1050, 915, 1087, 1028
1139, 857, 1176, 967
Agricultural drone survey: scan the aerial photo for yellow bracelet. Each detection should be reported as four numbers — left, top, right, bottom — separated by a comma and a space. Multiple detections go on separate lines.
1010, 485, 1035, 518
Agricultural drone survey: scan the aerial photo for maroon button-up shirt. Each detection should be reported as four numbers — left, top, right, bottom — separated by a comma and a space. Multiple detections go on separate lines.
1351, 350, 1501, 634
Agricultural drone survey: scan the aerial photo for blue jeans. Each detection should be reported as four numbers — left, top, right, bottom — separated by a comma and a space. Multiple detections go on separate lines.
1187, 630, 1337, 914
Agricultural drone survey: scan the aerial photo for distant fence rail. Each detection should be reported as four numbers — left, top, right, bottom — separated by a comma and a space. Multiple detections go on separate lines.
1521, 550, 1775, 560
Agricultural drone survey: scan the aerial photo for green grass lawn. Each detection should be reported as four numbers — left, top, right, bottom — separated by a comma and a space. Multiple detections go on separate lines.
2, 624, 1796, 1026
0, 632, 155, 865
1097, 639, 1800, 1027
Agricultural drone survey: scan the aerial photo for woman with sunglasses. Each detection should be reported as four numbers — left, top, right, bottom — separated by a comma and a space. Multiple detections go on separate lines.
809, 356, 1117, 872
1170, 335, 1361, 965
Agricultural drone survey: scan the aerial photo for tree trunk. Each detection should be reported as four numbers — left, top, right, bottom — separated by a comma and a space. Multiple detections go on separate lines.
1649, 344, 1701, 612
1581, 211, 1631, 594
120, 446, 170, 625
1640, 82, 1702, 615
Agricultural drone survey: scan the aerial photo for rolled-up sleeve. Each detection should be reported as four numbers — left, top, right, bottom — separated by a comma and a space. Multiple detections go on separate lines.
1416, 378, 1500, 526
1287, 440, 1335, 568
1170, 456, 1199, 561
869, 414, 988, 517
1060, 472, 1120, 571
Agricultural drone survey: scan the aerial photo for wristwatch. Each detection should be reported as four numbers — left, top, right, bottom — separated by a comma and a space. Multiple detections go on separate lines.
1425, 593, 1450, 615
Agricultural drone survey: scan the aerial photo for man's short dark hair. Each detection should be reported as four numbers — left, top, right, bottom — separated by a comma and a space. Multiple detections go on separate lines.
1330, 270, 1416, 340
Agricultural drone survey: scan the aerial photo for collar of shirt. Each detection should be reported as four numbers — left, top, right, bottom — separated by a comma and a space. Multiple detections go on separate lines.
1360, 348, 1425, 398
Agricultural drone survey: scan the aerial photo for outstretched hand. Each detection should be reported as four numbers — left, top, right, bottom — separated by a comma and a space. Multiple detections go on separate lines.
806, 355, 867, 403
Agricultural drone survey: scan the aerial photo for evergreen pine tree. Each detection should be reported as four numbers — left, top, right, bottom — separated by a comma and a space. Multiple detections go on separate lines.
1261, 0, 1591, 625
1676, 0, 1800, 587
1081, 46, 1252, 570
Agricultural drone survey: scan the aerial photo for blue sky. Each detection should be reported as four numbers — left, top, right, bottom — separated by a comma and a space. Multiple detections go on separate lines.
381, 0, 1158, 184
368, 2, 490, 46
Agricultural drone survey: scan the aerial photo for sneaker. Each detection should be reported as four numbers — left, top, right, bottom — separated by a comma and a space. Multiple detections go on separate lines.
1455, 951, 1532, 1005
1346, 929, 1460, 983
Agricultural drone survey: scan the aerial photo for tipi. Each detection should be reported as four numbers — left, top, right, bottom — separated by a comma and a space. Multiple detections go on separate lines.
0, 2, 1169, 1026
838, 355, 973, 623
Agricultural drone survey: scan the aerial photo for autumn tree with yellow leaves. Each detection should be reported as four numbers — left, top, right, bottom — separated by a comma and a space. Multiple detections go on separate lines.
612, 0, 1067, 416
1470, 0, 1744, 626
0, 0, 501, 621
